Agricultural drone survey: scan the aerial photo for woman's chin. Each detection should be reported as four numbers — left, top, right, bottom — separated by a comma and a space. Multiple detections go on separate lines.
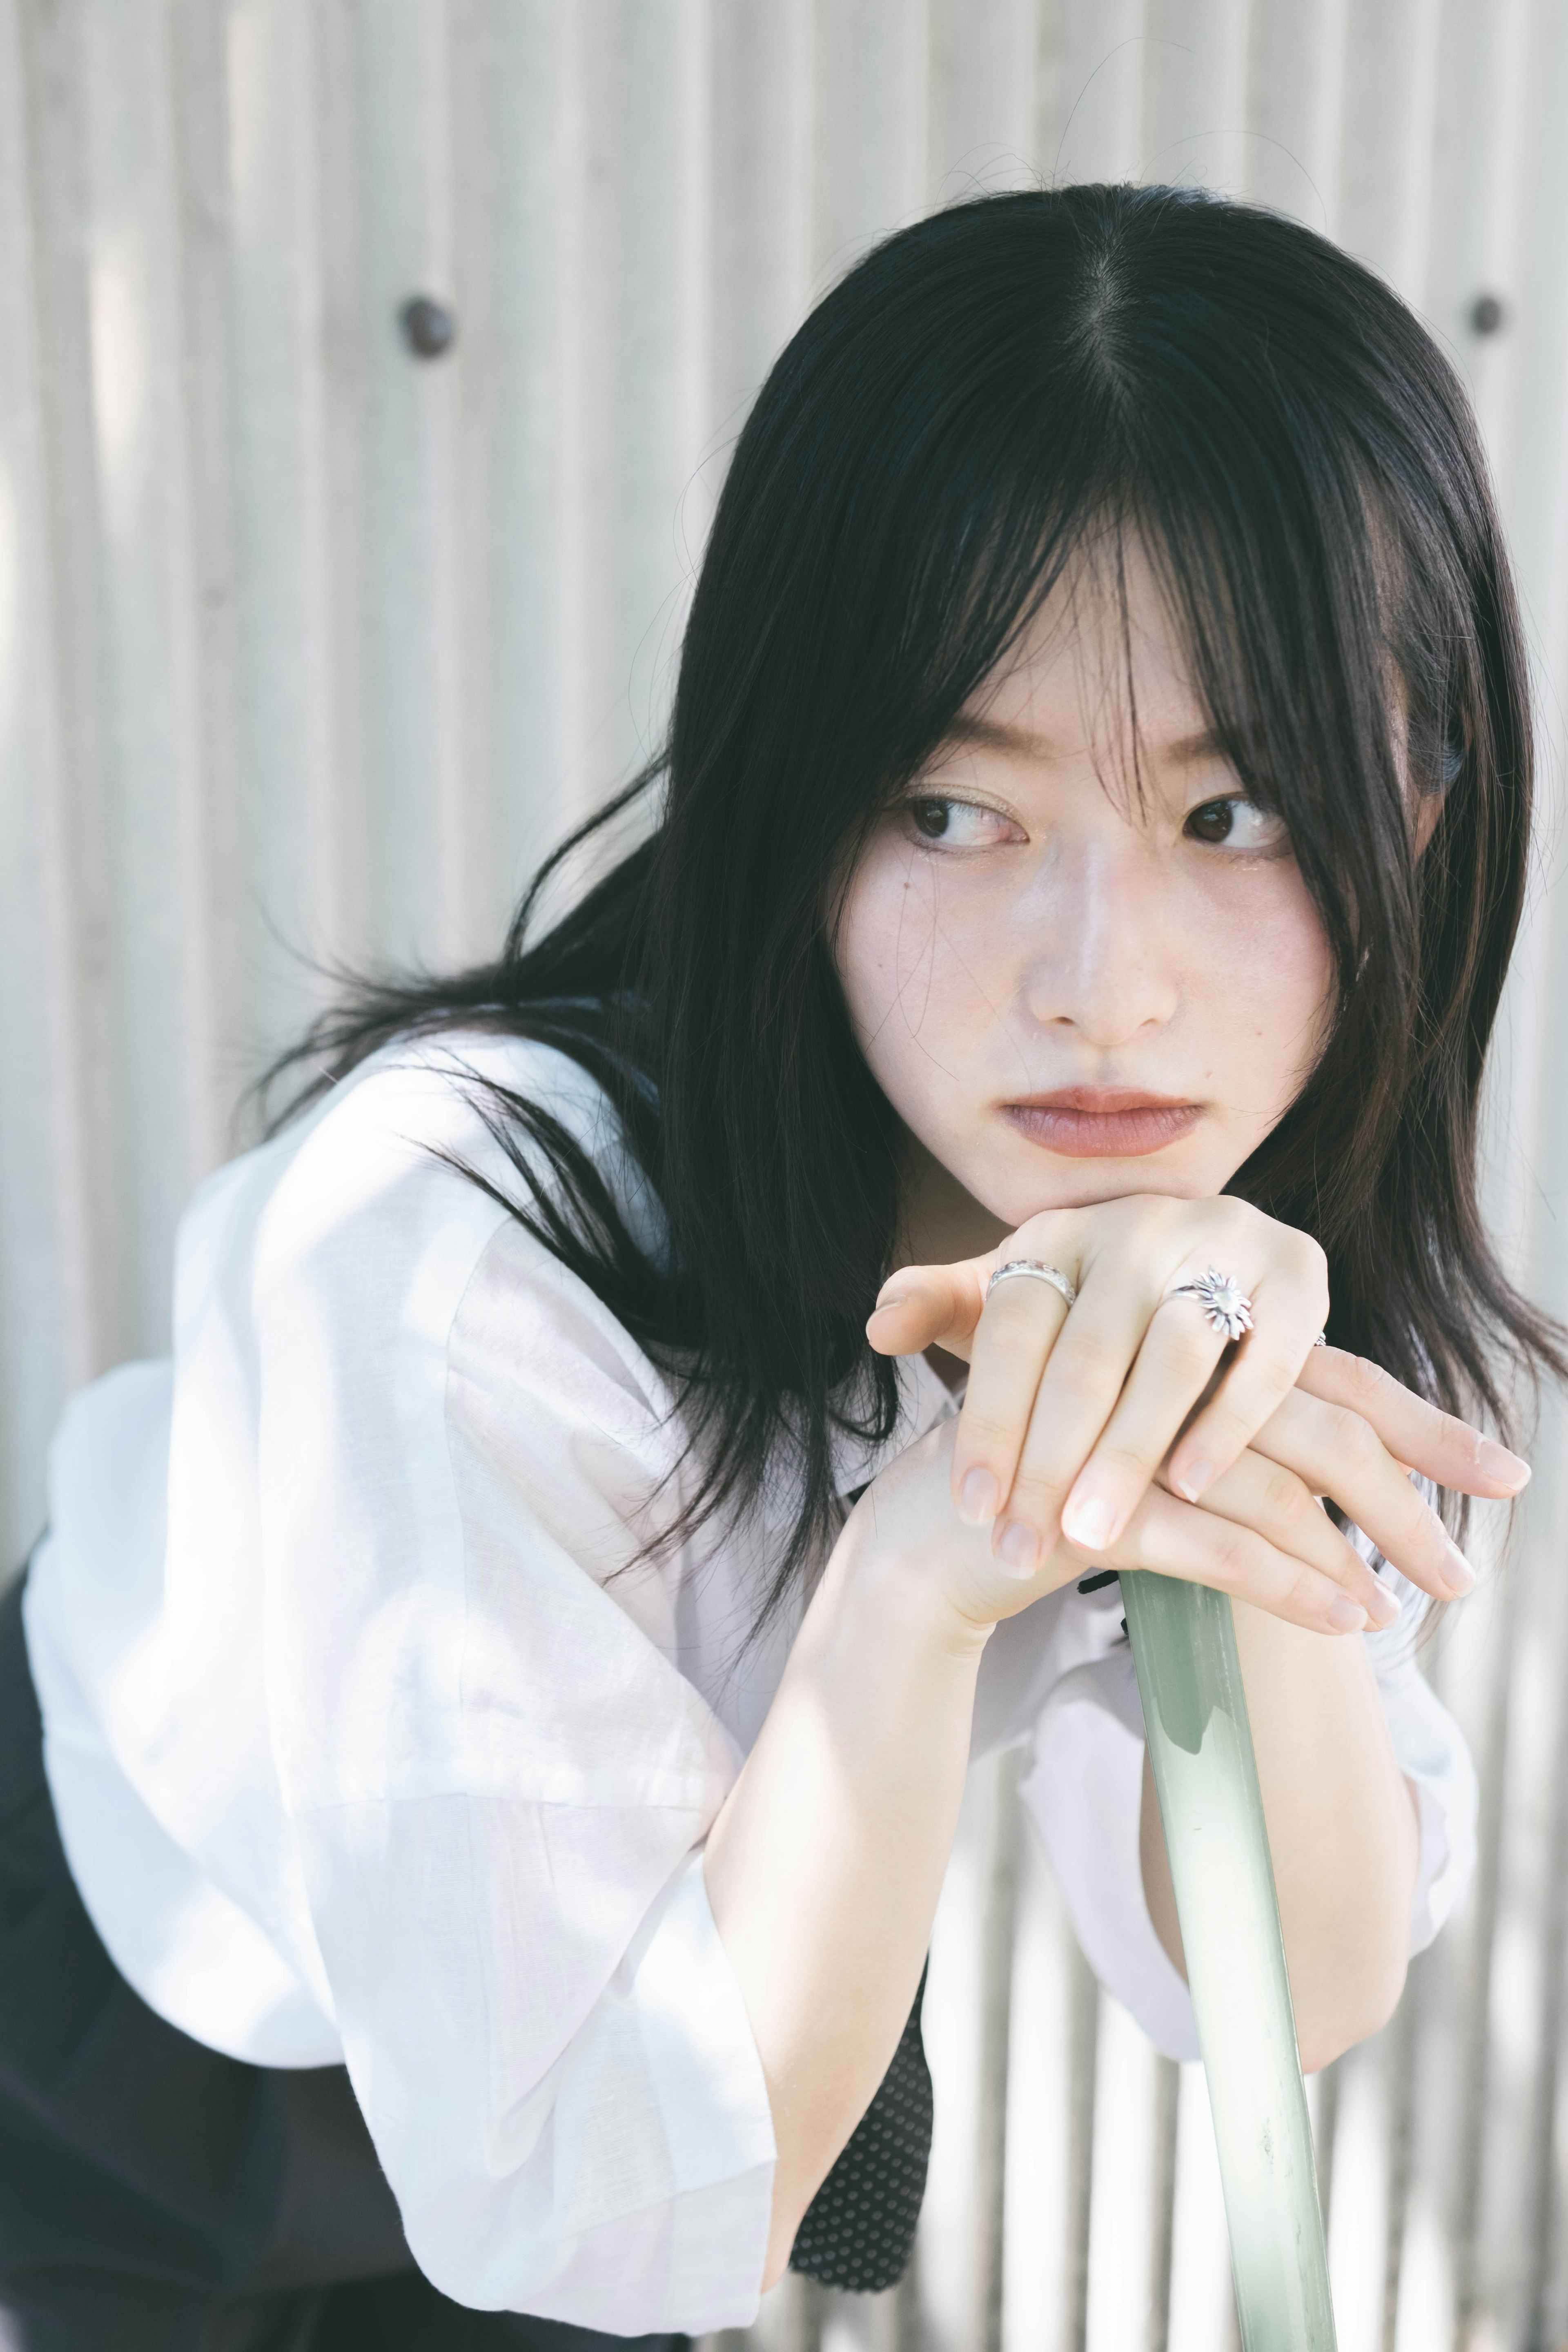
974, 1141, 1239, 1221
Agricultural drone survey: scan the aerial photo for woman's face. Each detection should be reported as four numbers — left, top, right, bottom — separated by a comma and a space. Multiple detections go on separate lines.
835, 540, 1337, 1231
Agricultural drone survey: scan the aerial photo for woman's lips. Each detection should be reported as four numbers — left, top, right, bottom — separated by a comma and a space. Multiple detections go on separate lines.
1001, 1090, 1203, 1158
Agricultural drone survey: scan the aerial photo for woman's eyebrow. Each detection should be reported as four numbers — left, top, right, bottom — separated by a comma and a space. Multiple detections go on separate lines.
1164, 728, 1226, 766
937, 715, 1225, 765
938, 714, 1055, 758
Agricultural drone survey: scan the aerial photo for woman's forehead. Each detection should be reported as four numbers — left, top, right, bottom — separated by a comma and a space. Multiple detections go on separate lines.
956, 550, 1217, 770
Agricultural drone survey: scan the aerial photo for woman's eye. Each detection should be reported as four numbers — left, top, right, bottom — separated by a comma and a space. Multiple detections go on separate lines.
1184, 796, 1287, 852
905, 796, 1013, 849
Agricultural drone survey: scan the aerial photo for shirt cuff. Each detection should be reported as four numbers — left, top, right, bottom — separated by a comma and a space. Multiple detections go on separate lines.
503, 1848, 778, 2332
303, 1808, 777, 2335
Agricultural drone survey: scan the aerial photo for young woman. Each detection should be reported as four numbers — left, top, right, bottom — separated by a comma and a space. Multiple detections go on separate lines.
3, 184, 1555, 2349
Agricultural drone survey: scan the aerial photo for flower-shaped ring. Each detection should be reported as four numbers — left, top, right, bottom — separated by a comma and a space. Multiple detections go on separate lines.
1168, 1266, 1254, 1343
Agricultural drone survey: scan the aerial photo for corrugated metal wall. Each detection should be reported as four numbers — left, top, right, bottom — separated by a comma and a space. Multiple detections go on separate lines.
4, 5, 1568, 2348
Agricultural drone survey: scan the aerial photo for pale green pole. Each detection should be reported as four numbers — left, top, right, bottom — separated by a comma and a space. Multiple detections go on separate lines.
1120, 1570, 1338, 2350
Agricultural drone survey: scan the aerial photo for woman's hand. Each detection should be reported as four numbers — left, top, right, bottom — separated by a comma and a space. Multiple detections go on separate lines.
866, 1194, 1530, 1635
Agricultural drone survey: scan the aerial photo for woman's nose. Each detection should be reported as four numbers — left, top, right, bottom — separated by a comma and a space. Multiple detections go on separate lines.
1017, 844, 1179, 1047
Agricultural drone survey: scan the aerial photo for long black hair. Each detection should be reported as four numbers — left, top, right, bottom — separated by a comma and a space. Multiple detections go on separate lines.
267, 184, 1563, 1619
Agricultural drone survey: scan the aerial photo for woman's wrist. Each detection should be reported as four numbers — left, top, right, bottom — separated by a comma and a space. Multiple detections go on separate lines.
827, 1506, 998, 1666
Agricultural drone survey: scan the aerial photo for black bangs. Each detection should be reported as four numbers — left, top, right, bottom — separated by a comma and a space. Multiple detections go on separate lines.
265, 184, 1562, 1623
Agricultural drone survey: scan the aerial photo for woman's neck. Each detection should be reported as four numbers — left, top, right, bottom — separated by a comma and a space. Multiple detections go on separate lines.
893, 1135, 1010, 1397
894, 1131, 1011, 1271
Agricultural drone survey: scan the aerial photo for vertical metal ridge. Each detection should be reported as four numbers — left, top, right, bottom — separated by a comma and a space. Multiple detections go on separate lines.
446, 0, 502, 961
352, 0, 463, 971
77, 0, 232, 1338
222, 0, 363, 1069
974, 1748, 1021, 2352
553, 0, 622, 836
13, 0, 123, 1390
309, 0, 371, 988
1065, 1933, 1099, 2352
418, 0, 481, 971
1379, 1960, 1421, 2350
1451, 1565, 1523, 2348
1520, 1783, 1568, 2352
0, 0, 95, 1557
169, 0, 243, 1167
1147, 2055, 1180, 2352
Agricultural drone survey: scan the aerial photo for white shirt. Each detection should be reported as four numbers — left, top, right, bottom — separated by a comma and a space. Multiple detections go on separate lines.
22, 1032, 1477, 2335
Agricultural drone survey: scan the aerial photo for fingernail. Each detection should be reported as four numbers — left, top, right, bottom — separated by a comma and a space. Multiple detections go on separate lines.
1480, 1439, 1530, 1491
1441, 1541, 1476, 1597
1173, 1459, 1216, 1503
1366, 1581, 1402, 1628
1327, 1594, 1368, 1632
869, 1293, 909, 1317
1062, 1494, 1115, 1552
996, 1521, 1040, 1578
960, 1468, 1000, 1524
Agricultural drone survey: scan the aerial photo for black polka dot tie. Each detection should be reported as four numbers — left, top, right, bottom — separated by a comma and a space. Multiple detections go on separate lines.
788, 1970, 931, 2293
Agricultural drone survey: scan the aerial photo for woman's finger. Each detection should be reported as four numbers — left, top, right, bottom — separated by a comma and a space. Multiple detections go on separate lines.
1176, 1448, 1400, 1627
1052, 1243, 1322, 1554
1047, 1288, 1229, 1550
1294, 1348, 1530, 1497
950, 1268, 1078, 1532
1077, 1483, 1374, 1638
1161, 1241, 1329, 1501
864, 1256, 994, 1363
978, 1268, 1164, 1572
1250, 1385, 1477, 1601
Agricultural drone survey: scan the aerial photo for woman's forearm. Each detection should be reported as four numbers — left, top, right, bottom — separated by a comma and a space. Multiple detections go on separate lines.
1140, 1598, 1419, 2070
703, 1526, 989, 2287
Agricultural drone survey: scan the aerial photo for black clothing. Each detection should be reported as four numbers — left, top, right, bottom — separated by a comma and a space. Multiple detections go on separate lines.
0, 1578, 684, 2352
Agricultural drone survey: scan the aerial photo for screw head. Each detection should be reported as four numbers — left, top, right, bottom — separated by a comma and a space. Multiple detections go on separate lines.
399, 294, 457, 359
1469, 292, 1506, 337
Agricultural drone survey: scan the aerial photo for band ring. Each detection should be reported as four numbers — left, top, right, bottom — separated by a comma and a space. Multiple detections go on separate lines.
1168, 1266, 1255, 1343
987, 1259, 1078, 1310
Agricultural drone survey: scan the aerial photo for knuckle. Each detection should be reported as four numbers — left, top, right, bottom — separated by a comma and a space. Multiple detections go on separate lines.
1401, 1494, 1446, 1555
1205, 1523, 1261, 1588
1197, 1401, 1254, 1458
1289, 1567, 1337, 1624
1218, 1198, 1267, 1249
956, 1407, 1022, 1455
1288, 1229, 1329, 1283
1344, 1354, 1392, 1406
1092, 1441, 1154, 1483
1329, 1406, 1382, 1470
1008, 1214, 1069, 1262
1260, 1463, 1310, 1527
973, 1337, 1048, 1392
1248, 1350, 1305, 1401
1056, 1328, 1120, 1385
1007, 1474, 1065, 1524
1152, 1330, 1217, 1388
983, 1289, 1054, 1338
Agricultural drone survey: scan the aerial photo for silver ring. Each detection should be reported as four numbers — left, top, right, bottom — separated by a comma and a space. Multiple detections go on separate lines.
1312, 1332, 1327, 1348
987, 1258, 1078, 1309
1168, 1266, 1254, 1343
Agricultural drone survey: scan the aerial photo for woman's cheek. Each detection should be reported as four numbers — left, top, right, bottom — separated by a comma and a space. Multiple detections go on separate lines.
837, 857, 1004, 1084
1197, 865, 1335, 1097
